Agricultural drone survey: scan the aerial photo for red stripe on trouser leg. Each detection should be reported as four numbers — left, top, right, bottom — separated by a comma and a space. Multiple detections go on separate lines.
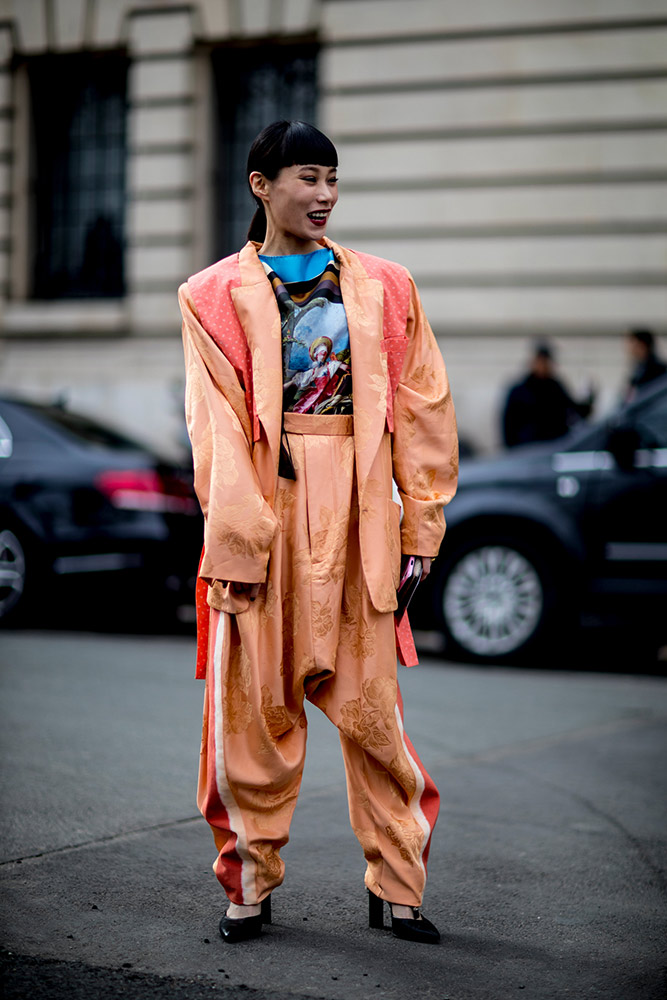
195, 545, 209, 679
396, 684, 440, 868
196, 611, 247, 903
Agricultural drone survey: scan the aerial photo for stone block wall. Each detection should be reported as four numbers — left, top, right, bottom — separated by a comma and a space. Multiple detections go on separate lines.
0, 0, 664, 455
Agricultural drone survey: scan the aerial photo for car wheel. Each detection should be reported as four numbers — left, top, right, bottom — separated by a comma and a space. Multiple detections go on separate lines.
0, 527, 27, 623
436, 539, 559, 663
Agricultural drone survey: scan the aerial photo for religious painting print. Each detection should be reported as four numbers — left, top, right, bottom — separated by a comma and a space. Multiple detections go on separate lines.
264, 256, 353, 415
283, 319, 352, 415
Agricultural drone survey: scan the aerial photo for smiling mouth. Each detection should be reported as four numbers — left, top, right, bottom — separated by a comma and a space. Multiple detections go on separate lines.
307, 211, 329, 223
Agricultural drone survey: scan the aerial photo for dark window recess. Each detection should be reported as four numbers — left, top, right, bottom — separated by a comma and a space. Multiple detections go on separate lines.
29, 53, 127, 299
213, 44, 318, 258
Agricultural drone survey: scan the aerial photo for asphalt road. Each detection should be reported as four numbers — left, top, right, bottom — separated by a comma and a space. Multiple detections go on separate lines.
0, 630, 665, 1000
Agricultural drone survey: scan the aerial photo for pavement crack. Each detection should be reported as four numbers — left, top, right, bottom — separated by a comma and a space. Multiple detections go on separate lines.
0, 815, 204, 867
555, 783, 666, 893
502, 761, 667, 894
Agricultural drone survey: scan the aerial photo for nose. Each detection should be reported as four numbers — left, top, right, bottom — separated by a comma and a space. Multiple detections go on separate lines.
316, 179, 332, 203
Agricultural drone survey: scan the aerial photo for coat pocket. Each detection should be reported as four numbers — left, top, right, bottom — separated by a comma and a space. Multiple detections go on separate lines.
206, 580, 251, 615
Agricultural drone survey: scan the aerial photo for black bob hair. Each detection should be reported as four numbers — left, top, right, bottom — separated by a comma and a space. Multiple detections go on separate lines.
628, 327, 656, 351
246, 120, 338, 243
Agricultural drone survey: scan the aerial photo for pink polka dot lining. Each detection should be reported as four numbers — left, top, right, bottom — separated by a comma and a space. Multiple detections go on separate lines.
188, 252, 256, 434
355, 250, 412, 431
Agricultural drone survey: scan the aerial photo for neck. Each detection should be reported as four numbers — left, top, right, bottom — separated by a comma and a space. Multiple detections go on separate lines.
259, 227, 323, 257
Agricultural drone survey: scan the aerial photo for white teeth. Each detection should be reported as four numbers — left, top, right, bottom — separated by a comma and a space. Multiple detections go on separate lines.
309, 212, 327, 218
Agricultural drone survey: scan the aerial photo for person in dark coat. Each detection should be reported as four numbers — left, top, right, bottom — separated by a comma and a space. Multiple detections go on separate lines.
502, 341, 594, 448
625, 328, 666, 402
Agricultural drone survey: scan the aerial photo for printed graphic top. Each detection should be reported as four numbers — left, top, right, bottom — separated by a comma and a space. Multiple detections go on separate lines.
259, 247, 353, 415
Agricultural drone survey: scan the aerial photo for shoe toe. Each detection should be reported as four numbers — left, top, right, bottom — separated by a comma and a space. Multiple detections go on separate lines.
391, 914, 440, 944
219, 914, 263, 943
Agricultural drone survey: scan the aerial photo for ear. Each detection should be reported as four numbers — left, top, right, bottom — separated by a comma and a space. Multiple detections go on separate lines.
249, 171, 270, 202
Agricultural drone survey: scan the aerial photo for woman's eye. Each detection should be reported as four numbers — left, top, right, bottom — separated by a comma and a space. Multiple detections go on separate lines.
329, 177, 338, 184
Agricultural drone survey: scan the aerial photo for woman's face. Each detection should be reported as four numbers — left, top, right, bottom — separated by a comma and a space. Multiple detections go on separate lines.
314, 345, 329, 364
251, 163, 338, 246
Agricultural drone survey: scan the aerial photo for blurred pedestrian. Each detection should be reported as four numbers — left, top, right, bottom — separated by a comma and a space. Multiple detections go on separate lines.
624, 328, 666, 402
179, 121, 458, 945
502, 341, 594, 448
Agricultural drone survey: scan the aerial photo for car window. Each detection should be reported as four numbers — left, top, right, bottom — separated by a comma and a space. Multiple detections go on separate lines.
0, 399, 145, 452
0, 400, 59, 446
633, 392, 667, 448
556, 419, 607, 453
0, 414, 12, 457
33, 405, 142, 450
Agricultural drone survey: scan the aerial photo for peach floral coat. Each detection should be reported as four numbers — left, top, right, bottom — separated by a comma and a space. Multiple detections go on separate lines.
179, 238, 458, 660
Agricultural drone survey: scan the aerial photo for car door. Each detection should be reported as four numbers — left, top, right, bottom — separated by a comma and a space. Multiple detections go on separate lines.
583, 384, 667, 609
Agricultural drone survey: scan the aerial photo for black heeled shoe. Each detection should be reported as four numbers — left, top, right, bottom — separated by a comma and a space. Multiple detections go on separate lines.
368, 889, 440, 944
219, 895, 272, 943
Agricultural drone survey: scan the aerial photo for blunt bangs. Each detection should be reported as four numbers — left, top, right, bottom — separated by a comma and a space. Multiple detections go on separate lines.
247, 120, 338, 181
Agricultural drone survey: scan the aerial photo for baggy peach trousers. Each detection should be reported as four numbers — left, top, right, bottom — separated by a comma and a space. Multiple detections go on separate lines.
197, 413, 439, 907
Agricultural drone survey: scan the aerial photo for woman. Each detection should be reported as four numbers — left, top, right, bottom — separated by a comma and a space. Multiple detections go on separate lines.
179, 120, 458, 945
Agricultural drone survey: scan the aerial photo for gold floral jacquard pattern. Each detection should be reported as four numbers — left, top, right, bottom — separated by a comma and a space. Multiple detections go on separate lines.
340, 585, 378, 658
261, 685, 293, 742
384, 826, 414, 865
259, 579, 279, 626
311, 506, 349, 560
339, 677, 398, 752
352, 825, 382, 863
312, 600, 334, 639
213, 494, 277, 559
230, 640, 252, 694
368, 372, 388, 414
281, 591, 301, 667
254, 843, 283, 879
215, 434, 239, 486
225, 681, 253, 734
274, 487, 296, 527
389, 752, 417, 799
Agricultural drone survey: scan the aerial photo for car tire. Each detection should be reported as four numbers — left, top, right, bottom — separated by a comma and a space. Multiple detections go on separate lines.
0, 525, 28, 624
432, 536, 563, 664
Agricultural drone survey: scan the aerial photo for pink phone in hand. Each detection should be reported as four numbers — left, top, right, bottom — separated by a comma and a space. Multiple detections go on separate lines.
396, 556, 423, 620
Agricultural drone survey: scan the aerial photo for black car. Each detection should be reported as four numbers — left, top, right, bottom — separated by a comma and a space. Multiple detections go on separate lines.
411, 376, 667, 663
0, 396, 202, 625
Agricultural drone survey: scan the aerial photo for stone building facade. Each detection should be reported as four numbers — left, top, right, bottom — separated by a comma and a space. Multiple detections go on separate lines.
0, 0, 665, 457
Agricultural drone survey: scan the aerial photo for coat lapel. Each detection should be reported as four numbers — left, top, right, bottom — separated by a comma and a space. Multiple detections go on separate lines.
231, 243, 283, 486
329, 240, 387, 495
231, 239, 388, 514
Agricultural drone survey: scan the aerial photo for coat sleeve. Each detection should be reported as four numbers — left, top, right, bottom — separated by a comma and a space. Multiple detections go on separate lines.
179, 283, 278, 585
391, 274, 458, 557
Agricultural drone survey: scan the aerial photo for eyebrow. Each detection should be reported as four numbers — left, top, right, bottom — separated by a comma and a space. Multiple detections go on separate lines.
297, 164, 337, 171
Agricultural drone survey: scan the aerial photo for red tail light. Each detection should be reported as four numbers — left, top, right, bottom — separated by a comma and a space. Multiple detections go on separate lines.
95, 469, 198, 514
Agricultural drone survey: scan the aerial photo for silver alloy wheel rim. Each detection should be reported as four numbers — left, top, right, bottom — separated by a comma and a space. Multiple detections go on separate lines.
443, 545, 544, 656
0, 529, 26, 617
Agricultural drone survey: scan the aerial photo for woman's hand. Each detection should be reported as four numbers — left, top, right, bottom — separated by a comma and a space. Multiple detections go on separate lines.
401, 555, 432, 580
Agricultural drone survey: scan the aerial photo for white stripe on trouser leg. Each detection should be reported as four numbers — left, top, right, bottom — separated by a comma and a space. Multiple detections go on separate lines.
394, 704, 429, 879
212, 611, 255, 902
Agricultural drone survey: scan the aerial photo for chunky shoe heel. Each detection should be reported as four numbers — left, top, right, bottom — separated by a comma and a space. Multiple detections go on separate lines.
368, 889, 440, 944
368, 888, 385, 929
261, 894, 272, 925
